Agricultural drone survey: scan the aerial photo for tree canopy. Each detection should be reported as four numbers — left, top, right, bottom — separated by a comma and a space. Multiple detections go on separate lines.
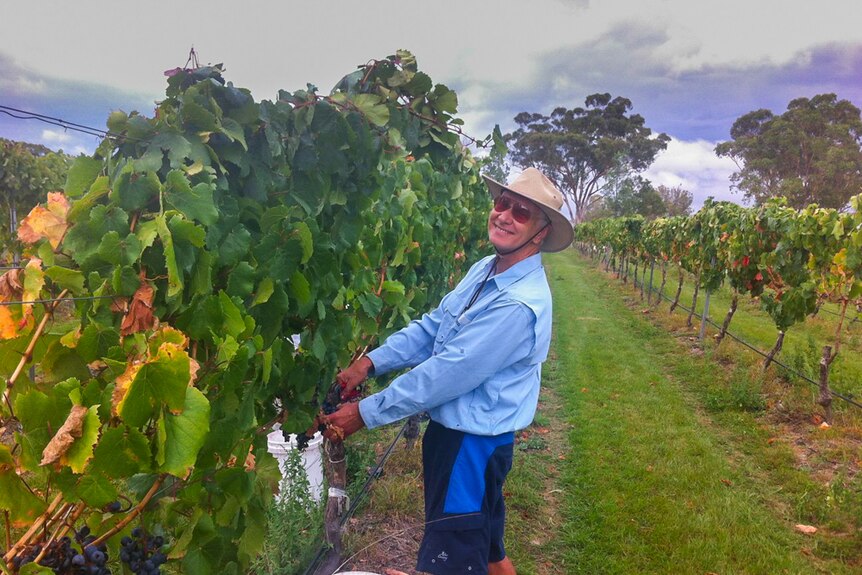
715, 93, 862, 210
656, 184, 693, 216
506, 93, 670, 222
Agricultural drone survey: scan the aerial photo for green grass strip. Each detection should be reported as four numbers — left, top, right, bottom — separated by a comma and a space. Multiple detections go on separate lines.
537, 250, 851, 575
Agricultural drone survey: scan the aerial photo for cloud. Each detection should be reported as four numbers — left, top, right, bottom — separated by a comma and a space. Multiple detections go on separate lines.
41, 129, 72, 143
0, 53, 47, 95
644, 138, 741, 209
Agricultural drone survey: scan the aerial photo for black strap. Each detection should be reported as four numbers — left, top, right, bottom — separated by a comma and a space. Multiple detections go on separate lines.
462, 257, 498, 314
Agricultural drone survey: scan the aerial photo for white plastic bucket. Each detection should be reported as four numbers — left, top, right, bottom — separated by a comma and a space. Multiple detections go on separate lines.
267, 427, 324, 502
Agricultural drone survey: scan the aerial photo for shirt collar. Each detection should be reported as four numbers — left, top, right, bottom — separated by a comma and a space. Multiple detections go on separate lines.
490, 253, 543, 290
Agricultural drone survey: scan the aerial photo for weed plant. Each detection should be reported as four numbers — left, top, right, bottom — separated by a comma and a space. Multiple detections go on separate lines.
252, 448, 324, 575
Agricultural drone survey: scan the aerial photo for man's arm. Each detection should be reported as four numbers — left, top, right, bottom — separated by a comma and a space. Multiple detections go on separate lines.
358, 300, 536, 429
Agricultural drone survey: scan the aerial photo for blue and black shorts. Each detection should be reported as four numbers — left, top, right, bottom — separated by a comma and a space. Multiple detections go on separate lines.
417, 420, 514, 575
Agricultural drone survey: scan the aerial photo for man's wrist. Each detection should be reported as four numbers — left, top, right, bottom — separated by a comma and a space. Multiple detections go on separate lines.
360, 354, 375, 376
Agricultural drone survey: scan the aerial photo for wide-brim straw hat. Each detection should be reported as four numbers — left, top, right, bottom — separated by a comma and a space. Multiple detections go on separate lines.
483, 167, 574, 252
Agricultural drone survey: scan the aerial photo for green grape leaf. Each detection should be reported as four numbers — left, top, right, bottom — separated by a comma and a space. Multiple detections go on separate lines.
65, 156, 104, 198
117, 342, 192, 427
0, 446, 47, 525
165, 170, 219, 226
67, 175, 110, 223
75, 471, 118, 508
157, 214, 183, 298
63, 405, 101, 473
92, 426, 152, 478
113, 166, 160, 211
252, 277, 274, 307
157, 386, 210, 477
227, 262, 256, 298
44, 266, 86, 294
352, 94, 390, 127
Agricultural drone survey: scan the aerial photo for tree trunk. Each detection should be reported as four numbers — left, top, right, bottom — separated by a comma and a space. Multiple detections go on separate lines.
669, 268, 684, 313
818, 345, 833, 424
763, 331, 785, 371
715, 293, 738, 346
633, 260, 639, 292
686, 276, 700, 328
622, 257, 629, 284
647, 262, 655, 305
654, 263, 668, 308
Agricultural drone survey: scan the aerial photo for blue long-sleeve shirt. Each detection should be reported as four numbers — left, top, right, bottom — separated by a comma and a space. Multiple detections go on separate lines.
359, 253, 552, 436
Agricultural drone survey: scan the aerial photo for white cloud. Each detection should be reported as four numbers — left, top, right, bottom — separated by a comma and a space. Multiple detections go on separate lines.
644, 138, 742, 209
41, 129, 72, 143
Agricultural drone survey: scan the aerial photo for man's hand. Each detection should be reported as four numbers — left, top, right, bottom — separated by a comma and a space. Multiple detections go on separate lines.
336, 355, 373, 399
322, 402, 366, 441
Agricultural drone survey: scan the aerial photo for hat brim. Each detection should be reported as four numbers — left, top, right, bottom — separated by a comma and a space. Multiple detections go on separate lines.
483, 175, 574, 253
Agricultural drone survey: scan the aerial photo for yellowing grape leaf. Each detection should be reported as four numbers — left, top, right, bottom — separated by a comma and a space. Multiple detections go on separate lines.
0, 307, 17, 339
17, 192, 71, 248
112, 361, 143, 419
20, 258, 45, 328
40, 404, 88, 466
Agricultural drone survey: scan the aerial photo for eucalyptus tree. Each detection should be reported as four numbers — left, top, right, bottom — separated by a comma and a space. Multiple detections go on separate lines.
716, 94, 862, 210
506, 93, 670, 223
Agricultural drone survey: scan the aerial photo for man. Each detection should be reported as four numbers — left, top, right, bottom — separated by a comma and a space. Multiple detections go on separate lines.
323, 167, 573, 575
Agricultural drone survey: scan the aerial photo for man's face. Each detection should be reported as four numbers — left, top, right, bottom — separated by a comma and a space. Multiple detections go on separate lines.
487, 191, 549, 255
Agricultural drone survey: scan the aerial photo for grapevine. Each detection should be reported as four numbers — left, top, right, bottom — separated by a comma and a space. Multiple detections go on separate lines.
0, 50, 491, 573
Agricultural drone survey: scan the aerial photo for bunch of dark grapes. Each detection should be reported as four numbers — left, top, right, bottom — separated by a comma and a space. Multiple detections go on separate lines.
119, 527, 166, 575
11, 526, 111, 574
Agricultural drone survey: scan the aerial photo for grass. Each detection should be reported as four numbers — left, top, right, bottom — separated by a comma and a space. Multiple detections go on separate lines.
539, 251, 860, 574
334, 249, 860, 574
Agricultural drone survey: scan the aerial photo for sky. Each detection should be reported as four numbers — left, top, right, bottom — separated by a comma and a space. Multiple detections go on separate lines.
1, 0, 861, 210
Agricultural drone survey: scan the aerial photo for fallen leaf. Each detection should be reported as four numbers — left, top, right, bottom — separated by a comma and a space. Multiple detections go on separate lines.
581, 387, 589, 393
795, 524, 818, 535
818, 422, 831, 429
720, 478, 733, 486
767, 437, 778, 445
40, 405, 88, 466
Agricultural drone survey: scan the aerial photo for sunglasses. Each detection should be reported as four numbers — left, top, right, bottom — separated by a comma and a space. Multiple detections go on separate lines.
493, 195, 536, 224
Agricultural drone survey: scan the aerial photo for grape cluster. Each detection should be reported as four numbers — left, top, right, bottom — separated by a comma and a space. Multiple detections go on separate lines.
11, 526, 111, 574
119, 528, 166, 575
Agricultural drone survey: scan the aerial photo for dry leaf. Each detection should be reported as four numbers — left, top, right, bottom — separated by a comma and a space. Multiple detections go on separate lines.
720, 478, 733, 486
120, 276, 155, 336
243, 448, 256, 471
818, 422, 831, 429
40, 405, 88, 466
0, 268, 23, 299
17, 192, 71, 248
111, 297, 130, 314
795, 524, 818, 535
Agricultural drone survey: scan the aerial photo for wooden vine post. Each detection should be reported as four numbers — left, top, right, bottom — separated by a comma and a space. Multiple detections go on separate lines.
322, 437, 348, 556
818, 345, 833, 424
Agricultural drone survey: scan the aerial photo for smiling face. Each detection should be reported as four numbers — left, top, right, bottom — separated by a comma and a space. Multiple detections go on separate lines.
487, 191, 550, 260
